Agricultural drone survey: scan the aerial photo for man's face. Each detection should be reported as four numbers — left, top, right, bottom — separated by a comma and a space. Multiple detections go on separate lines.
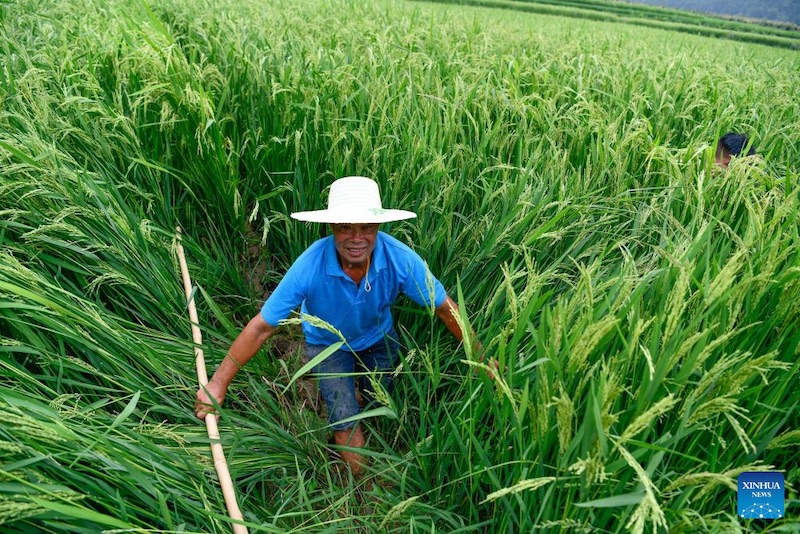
715, 150, 731, 168
715, 142, 731, 169
330, 223, 380, 267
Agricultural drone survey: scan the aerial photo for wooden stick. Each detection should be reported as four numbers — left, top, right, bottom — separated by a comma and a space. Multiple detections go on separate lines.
176, 228, 248, 534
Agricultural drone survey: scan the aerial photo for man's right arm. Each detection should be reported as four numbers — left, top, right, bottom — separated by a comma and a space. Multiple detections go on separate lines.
194, 313, 275, 419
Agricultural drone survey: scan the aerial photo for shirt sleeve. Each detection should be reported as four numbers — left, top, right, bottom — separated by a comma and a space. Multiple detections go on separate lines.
260, 261, 306, 327
400, 253, 447, 309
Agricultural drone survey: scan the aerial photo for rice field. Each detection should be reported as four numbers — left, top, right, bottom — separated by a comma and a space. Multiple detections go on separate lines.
1, 0, 798, 532
430, 0, 800, 49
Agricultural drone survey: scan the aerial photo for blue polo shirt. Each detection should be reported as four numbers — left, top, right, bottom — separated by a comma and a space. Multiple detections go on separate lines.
260, 231, 447, 350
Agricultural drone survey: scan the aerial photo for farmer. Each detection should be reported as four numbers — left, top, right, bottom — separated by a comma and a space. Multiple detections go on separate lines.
715, 132, 756, 168
195, 176, 474, 477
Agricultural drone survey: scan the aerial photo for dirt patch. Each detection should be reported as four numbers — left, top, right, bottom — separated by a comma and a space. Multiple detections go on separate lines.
241, 220, 320, 414
243, 219, 271, 303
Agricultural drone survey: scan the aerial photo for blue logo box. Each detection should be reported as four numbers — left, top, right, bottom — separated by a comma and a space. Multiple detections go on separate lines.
738, 471, 784, 519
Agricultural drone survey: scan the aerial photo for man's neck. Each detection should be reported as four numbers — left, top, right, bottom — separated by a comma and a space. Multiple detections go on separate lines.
338, 254, 370, 285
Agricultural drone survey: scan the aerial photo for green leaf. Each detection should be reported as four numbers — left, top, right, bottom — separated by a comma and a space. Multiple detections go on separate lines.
28, 497, 134, 528
282, 342, 343, 393
574, 492, 646, 508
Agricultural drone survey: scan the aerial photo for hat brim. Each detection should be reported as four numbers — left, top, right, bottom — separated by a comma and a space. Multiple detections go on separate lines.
291, 208, 417, 224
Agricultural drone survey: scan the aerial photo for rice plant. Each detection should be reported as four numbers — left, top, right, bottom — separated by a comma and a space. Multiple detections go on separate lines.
1, 0, 798, 531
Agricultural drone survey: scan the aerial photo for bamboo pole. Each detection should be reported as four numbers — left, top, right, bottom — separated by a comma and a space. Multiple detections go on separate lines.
176, 228, 248, 534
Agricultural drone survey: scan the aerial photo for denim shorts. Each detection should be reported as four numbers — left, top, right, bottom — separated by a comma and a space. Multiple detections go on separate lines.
307, 339, 400, 430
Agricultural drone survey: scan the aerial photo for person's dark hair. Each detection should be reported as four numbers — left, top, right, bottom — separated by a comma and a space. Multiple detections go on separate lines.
719, 132, 756, 156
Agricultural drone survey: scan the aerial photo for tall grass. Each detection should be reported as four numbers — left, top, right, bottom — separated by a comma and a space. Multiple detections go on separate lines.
1, 0, 798, 531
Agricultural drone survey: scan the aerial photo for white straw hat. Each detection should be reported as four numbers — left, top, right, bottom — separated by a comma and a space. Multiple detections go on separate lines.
291, 176, 417, 223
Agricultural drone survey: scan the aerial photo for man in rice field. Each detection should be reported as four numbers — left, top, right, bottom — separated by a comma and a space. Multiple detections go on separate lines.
715, 132, 756, 168
194, 176, 474, 478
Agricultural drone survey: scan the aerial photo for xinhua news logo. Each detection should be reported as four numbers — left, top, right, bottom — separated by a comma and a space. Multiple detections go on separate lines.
738, 471, 784, 520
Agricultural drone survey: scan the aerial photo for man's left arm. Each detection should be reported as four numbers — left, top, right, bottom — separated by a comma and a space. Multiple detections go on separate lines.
434, 295, 482, 355
435, 296, 498, 378
434, 296, 463, 341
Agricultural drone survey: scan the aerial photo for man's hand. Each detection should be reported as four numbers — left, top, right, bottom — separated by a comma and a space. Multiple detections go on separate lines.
191, 314, 275, 420
478, 354, 500, 380
472, 341, 500, 380
470, 340, 497, 378
195, 380, 226, 420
